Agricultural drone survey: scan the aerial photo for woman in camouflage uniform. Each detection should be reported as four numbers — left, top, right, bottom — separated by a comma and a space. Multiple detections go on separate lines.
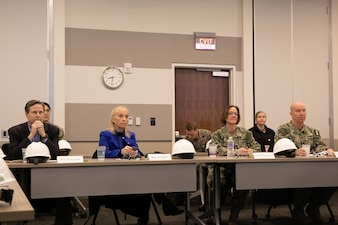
211, 105, 260, 225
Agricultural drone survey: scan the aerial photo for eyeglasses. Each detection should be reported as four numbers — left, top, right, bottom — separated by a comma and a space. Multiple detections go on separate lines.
228, 112, 238, 116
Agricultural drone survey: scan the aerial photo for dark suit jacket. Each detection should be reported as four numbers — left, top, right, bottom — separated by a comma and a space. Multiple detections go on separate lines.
7, 122, 60, 160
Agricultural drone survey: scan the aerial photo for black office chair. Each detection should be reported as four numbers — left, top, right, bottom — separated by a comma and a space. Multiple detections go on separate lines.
71, 196, 87, 218
252, 189, 335, 224
84, 150, 162, 225
253, 189, 293, 220
84, 195, 162, 225
1, 143, 9, 159
85, 195, 119, 225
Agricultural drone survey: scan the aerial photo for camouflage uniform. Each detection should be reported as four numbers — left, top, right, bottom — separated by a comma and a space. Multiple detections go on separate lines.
212, 126, 261, 155
275, 121, 328, 153
185, 129, 212, 152
275, 121, 337, 222
207, 126, 260, 215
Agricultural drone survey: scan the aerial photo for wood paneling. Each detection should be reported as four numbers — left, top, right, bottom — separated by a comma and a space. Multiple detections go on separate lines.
175, 68, 229, 134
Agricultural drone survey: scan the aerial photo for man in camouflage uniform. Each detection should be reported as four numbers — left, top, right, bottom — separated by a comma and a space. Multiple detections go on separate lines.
184, 121, 212, 209
275, 102, 336, 225
185, 121, 212, 152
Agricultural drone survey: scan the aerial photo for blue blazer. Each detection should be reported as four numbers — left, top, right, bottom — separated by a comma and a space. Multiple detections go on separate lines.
99, 130, 141, 158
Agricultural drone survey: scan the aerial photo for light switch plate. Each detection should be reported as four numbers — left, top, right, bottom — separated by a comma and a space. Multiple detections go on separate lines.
1, 130, 8, 138
135, 117, 141, 126
128, 116, 133, 125
124, 63, 132, 74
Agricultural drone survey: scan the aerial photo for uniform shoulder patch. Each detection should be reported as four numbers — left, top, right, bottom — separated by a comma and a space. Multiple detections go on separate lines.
314, 129, 320, 136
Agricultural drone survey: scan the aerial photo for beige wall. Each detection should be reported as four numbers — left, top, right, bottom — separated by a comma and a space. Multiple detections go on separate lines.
0, 0, 48, 129
254, 0, 331, 137
1, 0, 338, 156
60, 0, 338, 153
333, 0, 338, 145
61, 0, 246, 154
65, 0, 242, 37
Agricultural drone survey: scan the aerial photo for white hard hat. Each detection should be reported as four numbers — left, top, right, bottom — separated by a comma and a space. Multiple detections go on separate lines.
273, 138, 297, 157
24, 142, 51, 164
58, 140, 72, 150
0, 157, 15, 184
172, 139, 196, 159
58, 140, 72, 156
0, 148, 5, 159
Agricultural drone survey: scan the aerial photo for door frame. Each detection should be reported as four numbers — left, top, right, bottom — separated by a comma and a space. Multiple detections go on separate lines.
172, 63, 238, 142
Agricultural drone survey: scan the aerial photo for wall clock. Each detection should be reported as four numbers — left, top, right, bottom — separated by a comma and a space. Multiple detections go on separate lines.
102, 66, 124, 89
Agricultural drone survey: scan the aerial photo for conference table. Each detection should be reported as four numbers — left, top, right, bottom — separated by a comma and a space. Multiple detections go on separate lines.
7, 155, 338, 225
0, 172, 34, 224
208, 155, 338, 225
7, 156, 216, 225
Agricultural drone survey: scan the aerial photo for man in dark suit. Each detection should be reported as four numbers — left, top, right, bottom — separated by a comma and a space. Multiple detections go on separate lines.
7, 99, 59, 160
7, 99, 72, 225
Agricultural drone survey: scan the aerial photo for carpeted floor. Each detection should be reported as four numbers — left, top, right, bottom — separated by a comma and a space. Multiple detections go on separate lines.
27, 190, 338, 225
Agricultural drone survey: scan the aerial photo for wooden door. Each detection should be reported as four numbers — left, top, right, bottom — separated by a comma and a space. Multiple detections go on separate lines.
175, 68, 229, 135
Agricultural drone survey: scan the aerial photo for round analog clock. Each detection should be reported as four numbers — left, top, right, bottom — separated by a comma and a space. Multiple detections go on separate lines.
102, 66, 124, 89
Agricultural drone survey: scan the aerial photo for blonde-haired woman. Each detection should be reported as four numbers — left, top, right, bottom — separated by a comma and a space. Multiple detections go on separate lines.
98, 106, 149, 225
98, 106, 183, 224
99, 105, 142, 158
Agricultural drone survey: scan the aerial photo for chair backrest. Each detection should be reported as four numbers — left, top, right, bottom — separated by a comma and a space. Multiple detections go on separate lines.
1, 143, 9, 159
1, 143, 9, 153
92, 150, 98, 159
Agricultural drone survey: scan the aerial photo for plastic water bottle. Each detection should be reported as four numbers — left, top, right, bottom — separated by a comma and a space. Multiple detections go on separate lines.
227, 136, 234, 158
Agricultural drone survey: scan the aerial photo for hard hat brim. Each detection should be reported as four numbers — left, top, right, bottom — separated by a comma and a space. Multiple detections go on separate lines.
26, 156, 50, 164
274, 149, 296, 158
172, 153, 194, 159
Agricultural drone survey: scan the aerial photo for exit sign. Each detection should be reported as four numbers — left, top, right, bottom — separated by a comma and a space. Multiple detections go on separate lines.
195, 37, 216, 50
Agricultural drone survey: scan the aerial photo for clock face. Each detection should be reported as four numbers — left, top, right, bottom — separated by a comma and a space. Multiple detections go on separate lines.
102, 66, 124, 89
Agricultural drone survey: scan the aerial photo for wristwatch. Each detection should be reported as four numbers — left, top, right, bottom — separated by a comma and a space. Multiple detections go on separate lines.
41, 134, 48, 139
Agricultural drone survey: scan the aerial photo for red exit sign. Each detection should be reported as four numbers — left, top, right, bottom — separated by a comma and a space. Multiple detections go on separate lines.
195, 37, 216, 50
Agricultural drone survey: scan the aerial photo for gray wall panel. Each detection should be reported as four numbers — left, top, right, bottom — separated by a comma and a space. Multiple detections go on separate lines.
65, 103, 172, 141
65, 28, 242, 70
